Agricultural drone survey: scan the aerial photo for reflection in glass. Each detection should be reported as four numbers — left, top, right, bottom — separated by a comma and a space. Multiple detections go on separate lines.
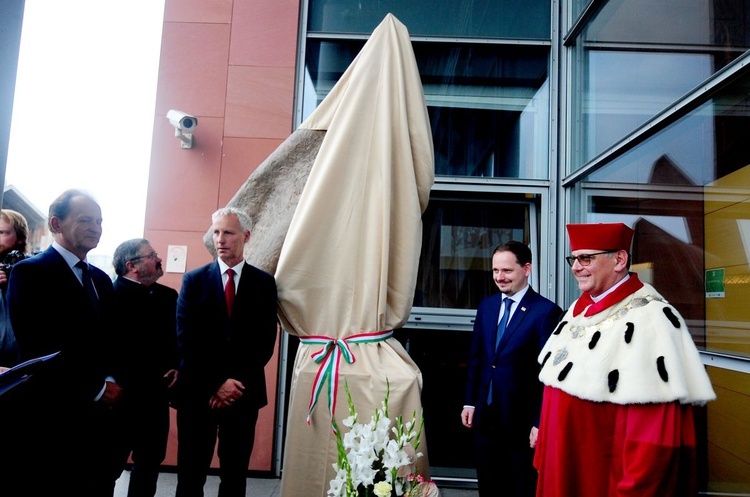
584, 0, 750, 49
588, 107, 716, 186
414, 195, 536, 310
307, 0, 551, 39
570, 0, 592, 23
303, 41, 550, 179
589, 70, 750, 187
581, 51, 713, 161
572, 0, 750, 167
583, 195, 706, 332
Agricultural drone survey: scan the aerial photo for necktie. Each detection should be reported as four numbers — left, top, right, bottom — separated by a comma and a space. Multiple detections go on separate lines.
488, 297, 514, 405
225, 268, 235, 315
75, 260, 99, 307
495, 298, 513, 351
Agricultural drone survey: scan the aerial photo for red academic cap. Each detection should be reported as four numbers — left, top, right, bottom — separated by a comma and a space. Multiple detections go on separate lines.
566, 223, 634, 252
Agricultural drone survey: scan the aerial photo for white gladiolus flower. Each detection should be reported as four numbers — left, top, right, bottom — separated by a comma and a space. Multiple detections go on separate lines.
327, 379, 436, 497
327, 468, 348, 497
342, 415, 357, 428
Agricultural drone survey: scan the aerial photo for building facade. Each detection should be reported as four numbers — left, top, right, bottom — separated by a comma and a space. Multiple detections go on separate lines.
146, 0, 750, 493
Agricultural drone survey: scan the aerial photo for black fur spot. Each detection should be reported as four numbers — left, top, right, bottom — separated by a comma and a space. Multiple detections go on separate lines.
663, 307, 680, 328
553, 321, 567, 335
541, 351, 551, 367
624, 322, 634, 344
588, 331, 601, 350
558, 362, 573, 381
657, 356, 669, 382
608, 370, 619, 393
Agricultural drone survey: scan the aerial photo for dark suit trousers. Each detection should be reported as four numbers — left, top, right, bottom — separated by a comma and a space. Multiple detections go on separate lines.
123, 397, 171, 497
6, 399, 123, 497
176, 403, 259, 497
474, 403, 537, 497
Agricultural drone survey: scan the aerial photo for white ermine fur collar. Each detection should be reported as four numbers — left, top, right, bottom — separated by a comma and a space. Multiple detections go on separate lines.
538, 283, 715, 405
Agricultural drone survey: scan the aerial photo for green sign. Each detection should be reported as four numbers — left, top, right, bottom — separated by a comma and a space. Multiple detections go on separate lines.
705, 268, 725, 298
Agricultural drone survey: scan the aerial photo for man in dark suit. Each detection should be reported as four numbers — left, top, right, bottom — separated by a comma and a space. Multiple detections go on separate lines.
461, 241, 562, 497
112, 238, 179, 497
174, 207, 278, 497
5, 188, 124, 496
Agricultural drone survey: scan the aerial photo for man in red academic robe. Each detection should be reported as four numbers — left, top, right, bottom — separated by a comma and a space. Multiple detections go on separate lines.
533, 222, 715, 497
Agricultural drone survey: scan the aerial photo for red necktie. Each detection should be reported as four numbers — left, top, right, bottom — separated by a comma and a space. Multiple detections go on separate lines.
225, 268, 235, 315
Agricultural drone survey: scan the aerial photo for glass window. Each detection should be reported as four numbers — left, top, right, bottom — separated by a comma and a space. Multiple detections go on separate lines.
393, 327, 475, 475
587, 103, 717, 186
588, 72, 750, 187
571, 0, 750, 168
307, 0, 551, 39
584, 0, 750, 47
570, 0, 593, 23
580, 51, 714, 161
302, 41, 550, 179
580, 190, 707, 338
413, 193, 539, 311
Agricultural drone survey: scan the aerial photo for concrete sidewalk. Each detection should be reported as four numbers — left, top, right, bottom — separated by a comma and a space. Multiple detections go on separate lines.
114, 470, 478, 496
114, 471, 280, 497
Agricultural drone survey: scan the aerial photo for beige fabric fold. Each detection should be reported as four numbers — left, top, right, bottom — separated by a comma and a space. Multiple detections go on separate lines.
275, 13, 434, 497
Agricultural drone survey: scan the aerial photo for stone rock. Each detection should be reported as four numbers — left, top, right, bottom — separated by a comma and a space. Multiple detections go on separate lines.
202, 128, 324, 274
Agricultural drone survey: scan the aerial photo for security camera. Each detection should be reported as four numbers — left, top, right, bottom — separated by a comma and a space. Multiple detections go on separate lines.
166, 109, 198, 148
167, 109, 198, 131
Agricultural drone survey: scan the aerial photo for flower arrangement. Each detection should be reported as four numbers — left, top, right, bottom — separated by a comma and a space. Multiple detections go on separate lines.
327, 379, 440, 497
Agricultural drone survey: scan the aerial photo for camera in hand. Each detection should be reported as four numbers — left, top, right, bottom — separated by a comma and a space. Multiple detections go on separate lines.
0, 250, 26, 277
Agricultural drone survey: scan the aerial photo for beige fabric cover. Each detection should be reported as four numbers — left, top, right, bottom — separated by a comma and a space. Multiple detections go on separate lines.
276, 14, 434, 497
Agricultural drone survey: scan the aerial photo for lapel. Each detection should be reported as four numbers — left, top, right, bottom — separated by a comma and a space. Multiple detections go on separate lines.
48, 248, 98, 310
210, 260, 224, 290
494, 289, 535, 355
222, 262, 253, 320
208, 261, 229, 317
486, 294, 503, 344
235, 262, 250, 300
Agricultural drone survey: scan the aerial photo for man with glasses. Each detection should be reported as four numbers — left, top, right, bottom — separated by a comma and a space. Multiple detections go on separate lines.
533, 223, 716, 497
111, 238, 179, 497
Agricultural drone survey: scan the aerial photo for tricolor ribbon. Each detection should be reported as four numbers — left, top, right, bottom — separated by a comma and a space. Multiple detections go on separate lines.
299, 330, 393, 424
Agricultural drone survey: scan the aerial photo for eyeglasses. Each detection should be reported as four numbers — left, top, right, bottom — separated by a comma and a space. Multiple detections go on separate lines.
565, 250, 616, 267
129, 251, 158, 263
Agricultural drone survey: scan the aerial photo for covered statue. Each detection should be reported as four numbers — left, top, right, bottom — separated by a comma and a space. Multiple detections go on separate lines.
274, 14, 434, 497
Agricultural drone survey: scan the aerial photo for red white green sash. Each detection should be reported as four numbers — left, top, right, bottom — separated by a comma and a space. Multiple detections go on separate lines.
299, 330, 394, 424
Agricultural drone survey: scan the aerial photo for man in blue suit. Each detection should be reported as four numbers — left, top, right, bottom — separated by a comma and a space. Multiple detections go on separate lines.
174, 207, 278, 497
461, 241, 562, 497
6, 189, 124, 496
